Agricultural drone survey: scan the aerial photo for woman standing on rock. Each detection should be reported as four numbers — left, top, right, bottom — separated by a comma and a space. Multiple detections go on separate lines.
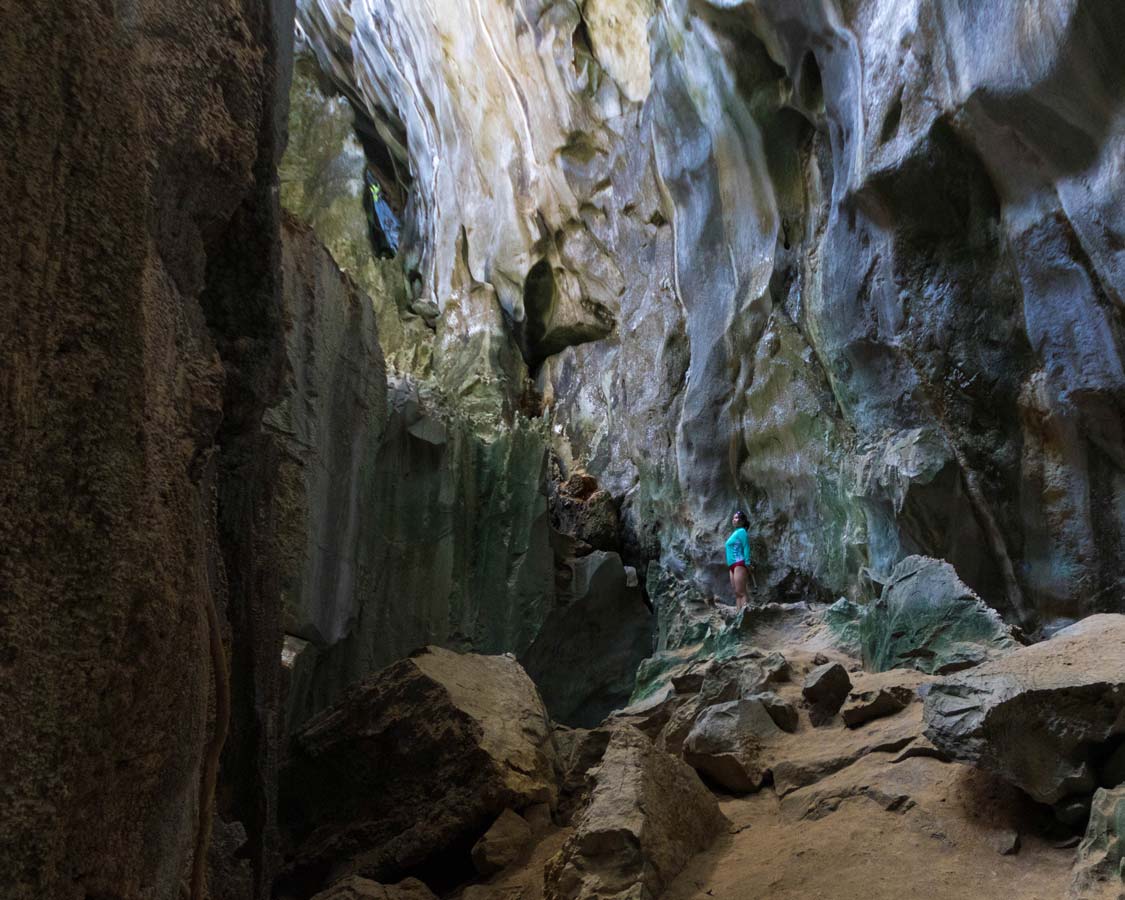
726, 510, 752, 611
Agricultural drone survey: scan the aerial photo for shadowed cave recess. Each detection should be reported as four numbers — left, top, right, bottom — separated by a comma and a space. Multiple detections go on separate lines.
3, 1, 1125, 900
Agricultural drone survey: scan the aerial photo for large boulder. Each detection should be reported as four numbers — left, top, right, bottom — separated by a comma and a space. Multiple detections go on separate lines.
1068, 786, 1125, 900
861, 556, 1017, 674
923, 615, 1125, 805
521, 550, 653, 727
279, 647, 557, 892
683, 699, 784, 793
545, 725, 726, 900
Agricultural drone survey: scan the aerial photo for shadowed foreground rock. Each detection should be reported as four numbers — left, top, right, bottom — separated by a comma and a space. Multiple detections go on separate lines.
924, 615, 1125, 805
545, 725, 726, 900
279, 647, 557, 893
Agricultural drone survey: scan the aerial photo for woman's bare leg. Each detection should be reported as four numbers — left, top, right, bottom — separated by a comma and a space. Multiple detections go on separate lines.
733, 566, 749, 610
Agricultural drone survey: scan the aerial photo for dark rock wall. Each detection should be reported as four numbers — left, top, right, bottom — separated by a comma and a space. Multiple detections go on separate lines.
0, 1, 292, 897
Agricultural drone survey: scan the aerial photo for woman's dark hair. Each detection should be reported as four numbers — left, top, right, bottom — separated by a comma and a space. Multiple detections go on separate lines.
733, 509, 749, 529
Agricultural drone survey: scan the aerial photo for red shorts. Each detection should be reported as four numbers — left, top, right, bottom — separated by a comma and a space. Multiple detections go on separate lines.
729, 561, 747, 574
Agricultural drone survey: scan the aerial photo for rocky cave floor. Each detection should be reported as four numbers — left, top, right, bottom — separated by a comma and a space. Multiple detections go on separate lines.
275, 587, 1125, 900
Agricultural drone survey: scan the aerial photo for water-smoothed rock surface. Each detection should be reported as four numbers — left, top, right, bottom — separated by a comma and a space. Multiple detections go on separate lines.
297, 0, 1125, 631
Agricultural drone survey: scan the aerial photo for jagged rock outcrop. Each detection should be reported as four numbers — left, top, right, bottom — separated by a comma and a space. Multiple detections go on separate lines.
855, 556, 1017, 674
923, 615, 1125, 806
544, 725, 726, 900
297, 0, 1125, 631
521, 549, 653, 727
0, 2, 291, 898
279, 647, 557, 894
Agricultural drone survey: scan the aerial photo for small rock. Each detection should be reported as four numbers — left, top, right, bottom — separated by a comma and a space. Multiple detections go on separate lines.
988, 828, 1021, 856
749, 691, 799, 733
841, 685, 914, 728
802, 662, 852, 723
471, 809, 532, 876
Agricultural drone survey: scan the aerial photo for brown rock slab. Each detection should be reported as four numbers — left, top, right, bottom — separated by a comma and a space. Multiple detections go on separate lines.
683, 699, 784, 793
545, 725, 726, 899
280, 647, 557, 889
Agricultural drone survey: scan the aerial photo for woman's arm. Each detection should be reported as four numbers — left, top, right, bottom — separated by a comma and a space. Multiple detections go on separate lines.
741, 530, 752, 564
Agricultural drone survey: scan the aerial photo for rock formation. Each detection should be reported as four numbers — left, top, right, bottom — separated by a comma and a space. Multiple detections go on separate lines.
295, 0, 1125, 630
8, 2, 1125, 900
544, 724, 727, 900
278, 647, 557, 894
923, 615, 1125, 806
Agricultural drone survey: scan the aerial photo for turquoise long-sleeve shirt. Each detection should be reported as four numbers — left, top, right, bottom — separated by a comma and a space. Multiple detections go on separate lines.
725, 527, 751, 566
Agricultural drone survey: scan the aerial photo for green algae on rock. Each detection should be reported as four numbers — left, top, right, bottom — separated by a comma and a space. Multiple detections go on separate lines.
859, 556, 1016, 674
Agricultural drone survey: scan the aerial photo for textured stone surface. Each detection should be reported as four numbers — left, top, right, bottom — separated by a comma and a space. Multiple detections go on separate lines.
683, 699, 784, 793
860, 556, 1017, 674
0, 2, 290, 898
279, 647, 557, 893
803, 663, 853, 720
297, 0, 1125, 630
269, 215, 388, 648
923, 615, 1125, 805
544, 725, 726, 900
471, 809, 533, 877
841, 684, 917, 729
283, 381, 557, 727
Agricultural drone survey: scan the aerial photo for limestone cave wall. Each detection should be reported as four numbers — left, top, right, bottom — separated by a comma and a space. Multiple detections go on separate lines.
296, 0, 1125, 628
